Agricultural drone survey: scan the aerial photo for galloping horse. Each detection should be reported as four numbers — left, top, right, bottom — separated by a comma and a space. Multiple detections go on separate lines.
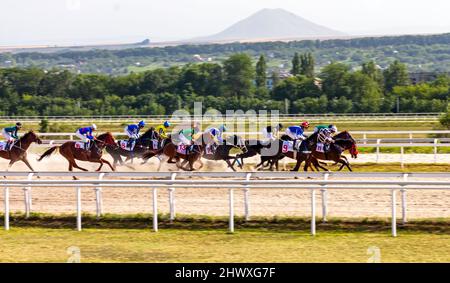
143, 132, 213, 171
0, 130, 42, 171
106, 128, 163, 167
305, 131, 359, 171
38, 132, 117, 176
202, 135, 247, 171
250, 137, 310, 171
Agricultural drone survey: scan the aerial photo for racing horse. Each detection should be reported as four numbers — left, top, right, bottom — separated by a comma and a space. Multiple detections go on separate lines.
143, 132, 213, 171
252, 137, 311, 171
38, 132, 117, 177
0, 130, 42, 172
106, 128, 163, 168
305, 131, 358, 172
202, 135, 247, 171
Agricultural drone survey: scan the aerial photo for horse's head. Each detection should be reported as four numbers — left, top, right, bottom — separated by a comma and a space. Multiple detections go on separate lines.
23, 130, 42, 144
334, 131, 358, 158
97, 132, 116, 146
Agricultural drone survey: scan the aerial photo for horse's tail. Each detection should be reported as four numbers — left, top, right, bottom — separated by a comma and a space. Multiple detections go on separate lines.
38, 146, 59, 161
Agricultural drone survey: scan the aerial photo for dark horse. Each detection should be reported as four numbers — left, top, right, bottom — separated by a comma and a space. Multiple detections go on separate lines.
143, 132, 214, 171
0, 131, 42, 172
202, 135, 247, 171
106, 128, 163, 168
38, 132, 117, 178
305, 131, 359, 172
234, 137, 310, 171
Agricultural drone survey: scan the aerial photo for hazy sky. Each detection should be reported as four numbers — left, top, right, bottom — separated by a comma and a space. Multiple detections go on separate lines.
1, 0, 450, 46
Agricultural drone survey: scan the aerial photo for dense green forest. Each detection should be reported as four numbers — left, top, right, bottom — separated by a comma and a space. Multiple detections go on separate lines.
0, 52, 448, 116
1, 33, 450, 74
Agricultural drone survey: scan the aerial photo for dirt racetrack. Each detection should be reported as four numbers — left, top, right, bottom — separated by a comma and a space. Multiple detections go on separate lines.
0, 153, 449, 219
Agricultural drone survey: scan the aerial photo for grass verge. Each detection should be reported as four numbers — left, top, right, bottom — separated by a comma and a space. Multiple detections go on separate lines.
1, 213, 450, 262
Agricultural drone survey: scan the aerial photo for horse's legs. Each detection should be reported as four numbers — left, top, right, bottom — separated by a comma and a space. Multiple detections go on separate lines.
96, 160, 104, 171
95, 158, 115, 171
337, 158, 352, 172
21, 157, 35, 172
6, 159, 16, 171
225, 159, 236, 171
313, 158, 329, 171
72, 161, 89, 172
196, 158, 204, 171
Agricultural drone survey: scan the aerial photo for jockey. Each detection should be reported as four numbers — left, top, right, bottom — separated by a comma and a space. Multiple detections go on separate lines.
154, 121, 171, 139
178, 122, 200, 152
2, 122, 22, 150
124, 120, 145, 149
262, 123, 283, 141
206, 125, 226, 144
75, 124, 97, 150
317, 127, 335, 152
285, 121, 310, 153
314, 124, 338, 134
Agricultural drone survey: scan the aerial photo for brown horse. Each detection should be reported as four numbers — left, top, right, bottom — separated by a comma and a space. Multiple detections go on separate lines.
143, 133, 212, 171
305, 131, 359, 172
0, 130, 42, 171
38, 132, 117, 176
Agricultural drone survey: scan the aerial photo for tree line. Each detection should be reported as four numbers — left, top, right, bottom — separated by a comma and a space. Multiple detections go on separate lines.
0, 53, 448, 116
1, 33, 450, 74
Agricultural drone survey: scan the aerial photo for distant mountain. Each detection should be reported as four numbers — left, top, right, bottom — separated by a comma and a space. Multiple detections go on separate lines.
192, 8, 345, 42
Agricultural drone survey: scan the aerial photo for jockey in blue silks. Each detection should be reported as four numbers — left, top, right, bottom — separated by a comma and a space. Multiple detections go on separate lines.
206, 125, 227, 144
124, 120, 145, 149
285, 121, 310, 153
75, 124, 97, 150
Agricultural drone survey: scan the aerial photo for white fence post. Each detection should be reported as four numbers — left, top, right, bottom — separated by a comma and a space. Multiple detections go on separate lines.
95, 173, 105, 219
321, 173, 329, 223
23, 172, 34, 218
244, 173, 251, 221
168, 173, 177, 222
363, 133, 367, 145
434, 139, 438, 163
4, 187, 10, 231
76, 187, 82, 231
153, 188, 158, 232
401, 173, 408, 225
400, 147, 404, 169
391, 189, 397, 237
311, 189, 316, 236
376, 139, 381, 163
229, 188, 234, 233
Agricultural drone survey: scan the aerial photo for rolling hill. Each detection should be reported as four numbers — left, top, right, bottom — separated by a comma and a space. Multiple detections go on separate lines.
192, 8, 345, 42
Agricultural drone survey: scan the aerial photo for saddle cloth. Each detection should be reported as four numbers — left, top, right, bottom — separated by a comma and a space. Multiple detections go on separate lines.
281, 140, 303, 153
151, 139, 161, 150
74, 142, 86, 150
0, 141, 8, 151
281, 141, 294, 153
316, 142, 325, 153
119, 140, 134, 151
176, 144, 187, 155
204, 144, 216, 155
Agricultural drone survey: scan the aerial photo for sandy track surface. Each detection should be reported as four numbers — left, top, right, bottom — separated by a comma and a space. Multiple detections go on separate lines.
0, 154, 449, 219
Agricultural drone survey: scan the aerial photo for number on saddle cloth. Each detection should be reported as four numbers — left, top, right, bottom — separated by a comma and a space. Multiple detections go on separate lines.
151, 139, 159, 150
119, 140, 135, 151
177, 144, 187, 155
281, 141, 294, 153
316, 142, 325, 153
0, 141, 9, 151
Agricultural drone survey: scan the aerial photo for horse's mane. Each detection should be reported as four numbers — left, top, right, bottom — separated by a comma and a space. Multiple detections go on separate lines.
140, 127, 156, 139
97, 132, 113, 139
20, 130, 36, 139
